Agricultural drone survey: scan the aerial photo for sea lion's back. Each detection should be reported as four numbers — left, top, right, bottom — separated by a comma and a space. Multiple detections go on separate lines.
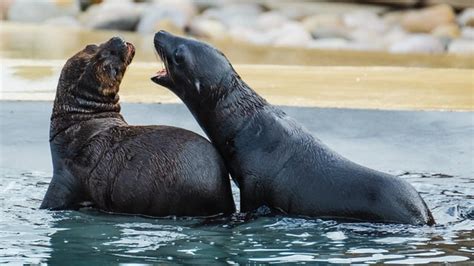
95, 125, 235, 216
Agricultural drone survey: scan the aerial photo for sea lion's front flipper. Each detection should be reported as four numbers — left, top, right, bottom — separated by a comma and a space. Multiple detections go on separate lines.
40, 168, 83, 210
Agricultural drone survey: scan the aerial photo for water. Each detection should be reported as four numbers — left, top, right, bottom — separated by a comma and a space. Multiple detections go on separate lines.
0, 168, 472, 264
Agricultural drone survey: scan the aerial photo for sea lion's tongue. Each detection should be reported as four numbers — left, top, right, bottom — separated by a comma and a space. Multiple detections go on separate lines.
155, 68, 167, 77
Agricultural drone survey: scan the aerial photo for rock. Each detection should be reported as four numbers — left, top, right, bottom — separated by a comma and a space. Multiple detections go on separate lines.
151, 0, 196, 18
256, 12, 289, 31
272, 22, 312, 47
202, 4, 262, 28
186, 18, 227, 39
229, 21, 312, 47
448, 39, 474, 54
266, 2, 387, 20
383, 10, 404, 26
0, 0, 13, 20
461, 27, 474, 40
80, 1, 143, 31
44, 16, 81, 28
431, 23, 460, 39
308, 38, 350, 50
343, 10, 387, 33
136, 0, 196, 34
7, 0, 79, 23
311, 28, 350, 40
229, 26, 272, 46
302, 14, 350, 40
400, 4, 455, 33
348, 28, 378, 42
302, 14, 343, 31
382, 26, 409, 47
389, 34, 445, 54
458, 8, 474, 27
350, 30, 386, 51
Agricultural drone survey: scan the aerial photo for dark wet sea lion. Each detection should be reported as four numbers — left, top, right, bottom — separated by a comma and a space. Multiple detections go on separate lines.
40, 37, 235, 217
151, 31, 435, 225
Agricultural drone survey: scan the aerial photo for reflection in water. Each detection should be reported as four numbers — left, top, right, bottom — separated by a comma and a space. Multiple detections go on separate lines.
0, 169, 472, 264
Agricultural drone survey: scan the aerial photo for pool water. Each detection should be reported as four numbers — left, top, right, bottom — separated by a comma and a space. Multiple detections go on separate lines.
0, 168, 472, 264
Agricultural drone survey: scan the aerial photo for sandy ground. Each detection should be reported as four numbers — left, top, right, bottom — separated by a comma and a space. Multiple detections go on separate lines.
0, 101, 472, 178
3, 60, 473, 111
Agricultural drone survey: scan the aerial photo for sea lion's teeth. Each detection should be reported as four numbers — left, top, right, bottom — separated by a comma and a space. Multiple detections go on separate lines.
154, 68, 167, 78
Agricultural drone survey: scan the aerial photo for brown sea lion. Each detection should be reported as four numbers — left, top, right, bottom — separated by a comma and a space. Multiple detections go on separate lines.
40, 37, 235, 217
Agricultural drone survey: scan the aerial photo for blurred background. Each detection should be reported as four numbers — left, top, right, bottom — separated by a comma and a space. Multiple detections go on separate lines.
1, 0, 474, 61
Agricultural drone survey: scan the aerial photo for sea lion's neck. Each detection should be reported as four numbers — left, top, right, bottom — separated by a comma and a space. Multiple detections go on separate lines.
190, 74, 269, 151
50, 84, 124, 140
186, 75, 273, 209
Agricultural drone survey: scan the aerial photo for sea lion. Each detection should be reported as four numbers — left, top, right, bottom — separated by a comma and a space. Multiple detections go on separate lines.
151, 31, 435, 225
40, 37, 235, 217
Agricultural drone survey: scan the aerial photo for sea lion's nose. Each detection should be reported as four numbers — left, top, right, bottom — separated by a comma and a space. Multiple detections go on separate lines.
155, 30, 171, 39
154, 30, 172, 47
108, 36, 126, 49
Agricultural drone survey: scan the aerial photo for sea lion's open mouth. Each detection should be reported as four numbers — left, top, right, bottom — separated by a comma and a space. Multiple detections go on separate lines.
153, 68, 168, 81
151, 47, 173, 87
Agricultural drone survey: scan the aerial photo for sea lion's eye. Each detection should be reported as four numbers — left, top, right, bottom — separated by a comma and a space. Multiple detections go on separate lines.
174, 47, 185, 65
103, 64, 119, 78
101, 50, 111, 59
109, 66, 117, 77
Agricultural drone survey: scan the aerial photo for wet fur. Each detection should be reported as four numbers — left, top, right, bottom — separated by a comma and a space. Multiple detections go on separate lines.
41, 38, 235, 216
152, 31, 435, 225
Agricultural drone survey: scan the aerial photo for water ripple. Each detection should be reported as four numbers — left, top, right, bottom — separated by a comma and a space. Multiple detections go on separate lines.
0, 169, 473, 264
